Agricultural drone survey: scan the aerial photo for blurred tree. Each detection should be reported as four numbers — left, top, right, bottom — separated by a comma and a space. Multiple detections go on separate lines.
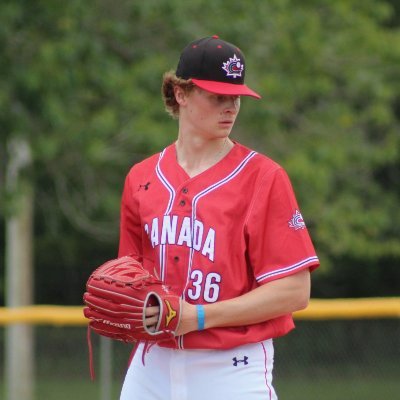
384, 0, 400, 27
0, 0, 179, 304
0, 0, 399, 303
236, 0, 400, 297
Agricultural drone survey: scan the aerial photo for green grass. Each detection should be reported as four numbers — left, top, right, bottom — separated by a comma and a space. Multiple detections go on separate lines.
275, 376, 400, 400
36, 380, 107, 400
1, 379, 121, 400
2, 376, 399, 400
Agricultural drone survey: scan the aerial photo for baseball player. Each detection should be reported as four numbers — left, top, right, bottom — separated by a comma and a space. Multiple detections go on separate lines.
118, 35, 319, 400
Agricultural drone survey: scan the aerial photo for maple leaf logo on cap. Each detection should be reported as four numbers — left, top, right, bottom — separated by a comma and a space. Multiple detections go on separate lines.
222, 54, 244, 78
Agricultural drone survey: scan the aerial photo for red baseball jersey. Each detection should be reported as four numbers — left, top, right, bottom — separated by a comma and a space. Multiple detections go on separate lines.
118, 141, 319, 349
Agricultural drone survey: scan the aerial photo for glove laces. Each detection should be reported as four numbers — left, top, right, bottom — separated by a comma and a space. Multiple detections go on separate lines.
86, 326, 157, 381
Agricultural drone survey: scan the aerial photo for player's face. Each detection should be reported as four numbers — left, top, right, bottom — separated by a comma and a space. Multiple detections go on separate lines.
179, 87, 241, 140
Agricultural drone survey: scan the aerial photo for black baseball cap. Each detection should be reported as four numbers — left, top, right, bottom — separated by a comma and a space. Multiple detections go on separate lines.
176, 35, 261, 99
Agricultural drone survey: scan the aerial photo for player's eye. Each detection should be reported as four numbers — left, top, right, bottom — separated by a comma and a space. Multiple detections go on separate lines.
215, 95, 240, 104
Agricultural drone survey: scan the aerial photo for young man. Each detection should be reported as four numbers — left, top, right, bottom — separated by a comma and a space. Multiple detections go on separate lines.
118, 35, 319, 400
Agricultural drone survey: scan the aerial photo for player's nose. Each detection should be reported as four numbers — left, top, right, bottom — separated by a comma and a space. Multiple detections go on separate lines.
224, 96, 240, 113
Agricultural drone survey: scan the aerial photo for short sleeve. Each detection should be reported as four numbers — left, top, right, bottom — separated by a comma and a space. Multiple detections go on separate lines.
245, 167, 319, 284
118, 168, 143, 258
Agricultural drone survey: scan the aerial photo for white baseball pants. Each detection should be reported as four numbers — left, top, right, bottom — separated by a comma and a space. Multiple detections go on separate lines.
120, 339, 278, 400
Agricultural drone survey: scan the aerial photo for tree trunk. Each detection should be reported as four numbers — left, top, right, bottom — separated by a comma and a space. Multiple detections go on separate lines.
4, 138, 34, 400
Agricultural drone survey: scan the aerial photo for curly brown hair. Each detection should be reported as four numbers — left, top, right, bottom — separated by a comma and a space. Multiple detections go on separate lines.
161, 71, 195, 119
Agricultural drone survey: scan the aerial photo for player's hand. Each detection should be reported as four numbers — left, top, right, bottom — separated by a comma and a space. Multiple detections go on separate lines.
175, 301, 198, 336
144, 305, 160, 332
145, 302, 198, 336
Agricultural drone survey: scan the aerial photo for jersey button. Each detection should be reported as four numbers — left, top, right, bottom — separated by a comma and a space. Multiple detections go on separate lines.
174, 256, 180, 262
179, 200, 186, 206
182, 187, 188, 194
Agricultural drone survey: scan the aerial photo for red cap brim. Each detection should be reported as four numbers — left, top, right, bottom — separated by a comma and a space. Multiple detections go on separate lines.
192, 79, 261, 99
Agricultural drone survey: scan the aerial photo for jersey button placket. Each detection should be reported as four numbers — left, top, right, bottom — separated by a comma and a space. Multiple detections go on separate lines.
178, 187, 189, 208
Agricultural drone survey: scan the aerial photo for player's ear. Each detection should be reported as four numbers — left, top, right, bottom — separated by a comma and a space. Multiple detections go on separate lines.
174, 85, 188, 106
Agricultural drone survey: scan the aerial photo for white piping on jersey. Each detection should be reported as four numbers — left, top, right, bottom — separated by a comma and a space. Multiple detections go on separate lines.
191, 151, 257, 202
156, 149, 176, 215
158, 244, 166, 281
256, 256, 319, 283
155, 149, 176, 281
183, 151, 257, 299
156, 148, 257, 350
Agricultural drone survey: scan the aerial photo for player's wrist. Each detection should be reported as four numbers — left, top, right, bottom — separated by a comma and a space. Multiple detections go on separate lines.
196, 304, 205, 330
175, 301, 198, 335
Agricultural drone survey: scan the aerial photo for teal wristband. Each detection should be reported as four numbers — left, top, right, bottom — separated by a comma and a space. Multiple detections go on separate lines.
196, 304, 205, 331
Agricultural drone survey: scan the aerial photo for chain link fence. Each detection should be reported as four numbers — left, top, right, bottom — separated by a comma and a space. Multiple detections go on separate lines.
1, 314, 399, 399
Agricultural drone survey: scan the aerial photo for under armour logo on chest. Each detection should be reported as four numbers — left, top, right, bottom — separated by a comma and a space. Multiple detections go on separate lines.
139, 182, 151, 191
232, 356, 249, 366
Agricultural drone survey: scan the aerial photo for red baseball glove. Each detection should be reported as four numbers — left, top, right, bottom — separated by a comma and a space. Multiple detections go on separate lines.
83, 256, 182, 343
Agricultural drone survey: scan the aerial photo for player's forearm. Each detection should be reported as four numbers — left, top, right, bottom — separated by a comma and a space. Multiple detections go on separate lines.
204, 269, 310, 330
176, 269, 311, 335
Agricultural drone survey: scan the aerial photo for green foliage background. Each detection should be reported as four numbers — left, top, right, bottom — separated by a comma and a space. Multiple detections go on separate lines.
1, 0, 399, 304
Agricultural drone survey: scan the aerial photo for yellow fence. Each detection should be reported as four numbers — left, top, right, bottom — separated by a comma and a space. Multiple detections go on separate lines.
0, 297, 399, 325
1, 298, 399, 400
